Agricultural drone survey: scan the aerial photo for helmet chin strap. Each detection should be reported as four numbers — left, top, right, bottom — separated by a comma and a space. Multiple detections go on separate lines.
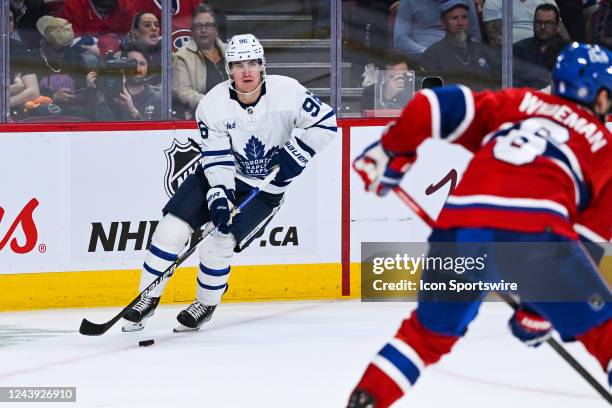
228, 76, 266, 96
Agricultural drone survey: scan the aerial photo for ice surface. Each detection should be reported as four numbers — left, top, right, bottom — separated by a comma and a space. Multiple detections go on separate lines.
0, 301, 608, 407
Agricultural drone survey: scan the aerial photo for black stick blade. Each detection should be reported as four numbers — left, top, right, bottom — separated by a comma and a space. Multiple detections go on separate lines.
79, 318, 111, 336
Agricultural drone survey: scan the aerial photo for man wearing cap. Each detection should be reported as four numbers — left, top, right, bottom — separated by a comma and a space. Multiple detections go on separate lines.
31, 16, 96, 118
421, 0, 499, 90
393, 0, 481, 58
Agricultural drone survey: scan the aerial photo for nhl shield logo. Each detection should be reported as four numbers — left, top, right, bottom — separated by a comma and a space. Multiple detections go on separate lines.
163, 139, 201, 198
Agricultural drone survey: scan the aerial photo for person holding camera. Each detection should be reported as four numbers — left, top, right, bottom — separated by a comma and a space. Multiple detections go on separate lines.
93, 43, 162, 121
361, 52, 420, 113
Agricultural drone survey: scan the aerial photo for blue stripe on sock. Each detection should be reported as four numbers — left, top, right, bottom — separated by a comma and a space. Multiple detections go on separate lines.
143, 262, 164, 277
199, 263, 230, 276
149, 244, 178, 261
197, 277, 227, 290
379, 344, 421, 385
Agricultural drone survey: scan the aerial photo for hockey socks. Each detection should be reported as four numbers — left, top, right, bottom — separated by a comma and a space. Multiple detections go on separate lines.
575, 318, 612, 386
351, 311, 459, 407
139, 214, 192, 297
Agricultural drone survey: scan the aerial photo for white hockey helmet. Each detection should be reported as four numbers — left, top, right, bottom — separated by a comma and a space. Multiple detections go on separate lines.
224, 33, 266, 78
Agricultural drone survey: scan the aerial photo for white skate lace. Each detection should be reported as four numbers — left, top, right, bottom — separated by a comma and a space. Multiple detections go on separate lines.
186, 302, 208, 319
133, 297, 154, 313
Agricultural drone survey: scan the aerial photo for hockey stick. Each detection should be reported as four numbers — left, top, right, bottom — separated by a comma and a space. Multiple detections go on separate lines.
79, 166, 280, 336
391, 185, 612, 403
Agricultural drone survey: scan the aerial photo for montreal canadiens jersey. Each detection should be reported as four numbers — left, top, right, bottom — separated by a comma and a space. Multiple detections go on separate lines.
382, 85, 612, 243
194, 75, 337, 194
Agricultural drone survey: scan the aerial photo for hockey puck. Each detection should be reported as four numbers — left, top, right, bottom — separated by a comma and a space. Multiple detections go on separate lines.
139, 339, 154, 347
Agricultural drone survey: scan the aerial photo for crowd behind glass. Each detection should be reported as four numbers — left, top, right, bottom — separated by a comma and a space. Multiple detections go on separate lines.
4, 0, 611, 122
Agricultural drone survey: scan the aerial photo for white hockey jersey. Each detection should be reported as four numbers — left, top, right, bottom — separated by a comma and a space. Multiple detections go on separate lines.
194, 75, 338, 194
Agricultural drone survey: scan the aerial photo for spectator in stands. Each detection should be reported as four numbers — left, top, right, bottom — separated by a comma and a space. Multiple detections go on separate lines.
340, 0, 399, 84
123, 12, 161, 85
32, 16, 96, 118
393, 0, 481, 59
361, 52, 419, 113
61, 0, 135, 38
483, 0, 567, 47
586, 0, 612, 48
421, 0, 498, 90
9, 9, 40, 119
554, 0, 586, 41
10, 0, 57, 49
172, 4, 227, 119
95, 43, 162, 121
513, 3, 568, 88
135, 0, 207, 51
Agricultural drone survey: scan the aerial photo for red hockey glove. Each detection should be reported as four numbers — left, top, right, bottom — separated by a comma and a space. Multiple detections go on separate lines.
352, 141, 414, 197
509, 308, 552, 348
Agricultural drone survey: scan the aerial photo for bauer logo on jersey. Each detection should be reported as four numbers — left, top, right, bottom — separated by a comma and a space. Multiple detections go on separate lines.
235, 135, 279, 177
163, 139, 202, 198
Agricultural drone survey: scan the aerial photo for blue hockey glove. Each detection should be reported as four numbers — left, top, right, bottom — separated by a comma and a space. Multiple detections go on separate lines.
269, 136, 314, 183
509, 308, 552, 347
353, 141, 414, 196
206, 186, 235, 234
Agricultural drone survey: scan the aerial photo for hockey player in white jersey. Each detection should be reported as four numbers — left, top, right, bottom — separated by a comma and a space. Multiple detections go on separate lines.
122, 33, 337, 332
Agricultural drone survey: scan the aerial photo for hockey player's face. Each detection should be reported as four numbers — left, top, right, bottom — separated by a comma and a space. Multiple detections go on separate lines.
230, 60, 263, 92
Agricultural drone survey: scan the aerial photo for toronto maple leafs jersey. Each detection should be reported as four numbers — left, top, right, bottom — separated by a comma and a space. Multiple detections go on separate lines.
381, 85, 612, 243
194, 75, 337, 194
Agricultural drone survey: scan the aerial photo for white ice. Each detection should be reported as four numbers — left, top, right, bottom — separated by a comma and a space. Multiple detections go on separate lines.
0, 300, 608, 408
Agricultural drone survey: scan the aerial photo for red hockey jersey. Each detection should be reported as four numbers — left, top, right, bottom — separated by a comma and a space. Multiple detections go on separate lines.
381, 86, 612, 242
61, 0, 136, 37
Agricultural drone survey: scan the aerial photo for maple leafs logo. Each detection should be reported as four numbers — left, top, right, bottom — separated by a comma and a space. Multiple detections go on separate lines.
235, 135, 279, 177
245, 136, 265, 160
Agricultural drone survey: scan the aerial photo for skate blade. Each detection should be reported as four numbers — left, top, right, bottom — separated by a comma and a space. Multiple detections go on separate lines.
122, 321, 145, 332
173, 324, 201, 333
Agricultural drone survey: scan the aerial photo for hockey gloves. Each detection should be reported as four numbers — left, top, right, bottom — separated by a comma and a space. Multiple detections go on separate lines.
269, 136, 314, 183
508, 308, 552, 347
206, 186, 235, 234
353, 141, 414, 196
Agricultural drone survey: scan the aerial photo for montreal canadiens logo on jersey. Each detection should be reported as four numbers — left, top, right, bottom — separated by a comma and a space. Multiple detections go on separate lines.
163, 139, 201, 198
235, 136, 278, 178
172, 29, 191, 51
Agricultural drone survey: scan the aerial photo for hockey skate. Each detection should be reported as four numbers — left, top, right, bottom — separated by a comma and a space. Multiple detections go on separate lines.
173, 301, 217, 332
121, 296, 160, 332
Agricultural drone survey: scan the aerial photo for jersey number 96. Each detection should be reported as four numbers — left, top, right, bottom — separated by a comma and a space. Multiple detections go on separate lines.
302, 92, 322, 117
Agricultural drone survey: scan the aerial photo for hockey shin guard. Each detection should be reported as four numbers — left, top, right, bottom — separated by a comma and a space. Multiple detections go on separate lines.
139, 213, 192, 297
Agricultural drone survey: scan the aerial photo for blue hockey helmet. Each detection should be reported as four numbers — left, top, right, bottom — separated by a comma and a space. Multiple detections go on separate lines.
551, 42, 612, 106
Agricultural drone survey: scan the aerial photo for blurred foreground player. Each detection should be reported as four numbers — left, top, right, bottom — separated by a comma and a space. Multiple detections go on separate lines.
122, 33, 337, 332
350, 42, 612, 407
